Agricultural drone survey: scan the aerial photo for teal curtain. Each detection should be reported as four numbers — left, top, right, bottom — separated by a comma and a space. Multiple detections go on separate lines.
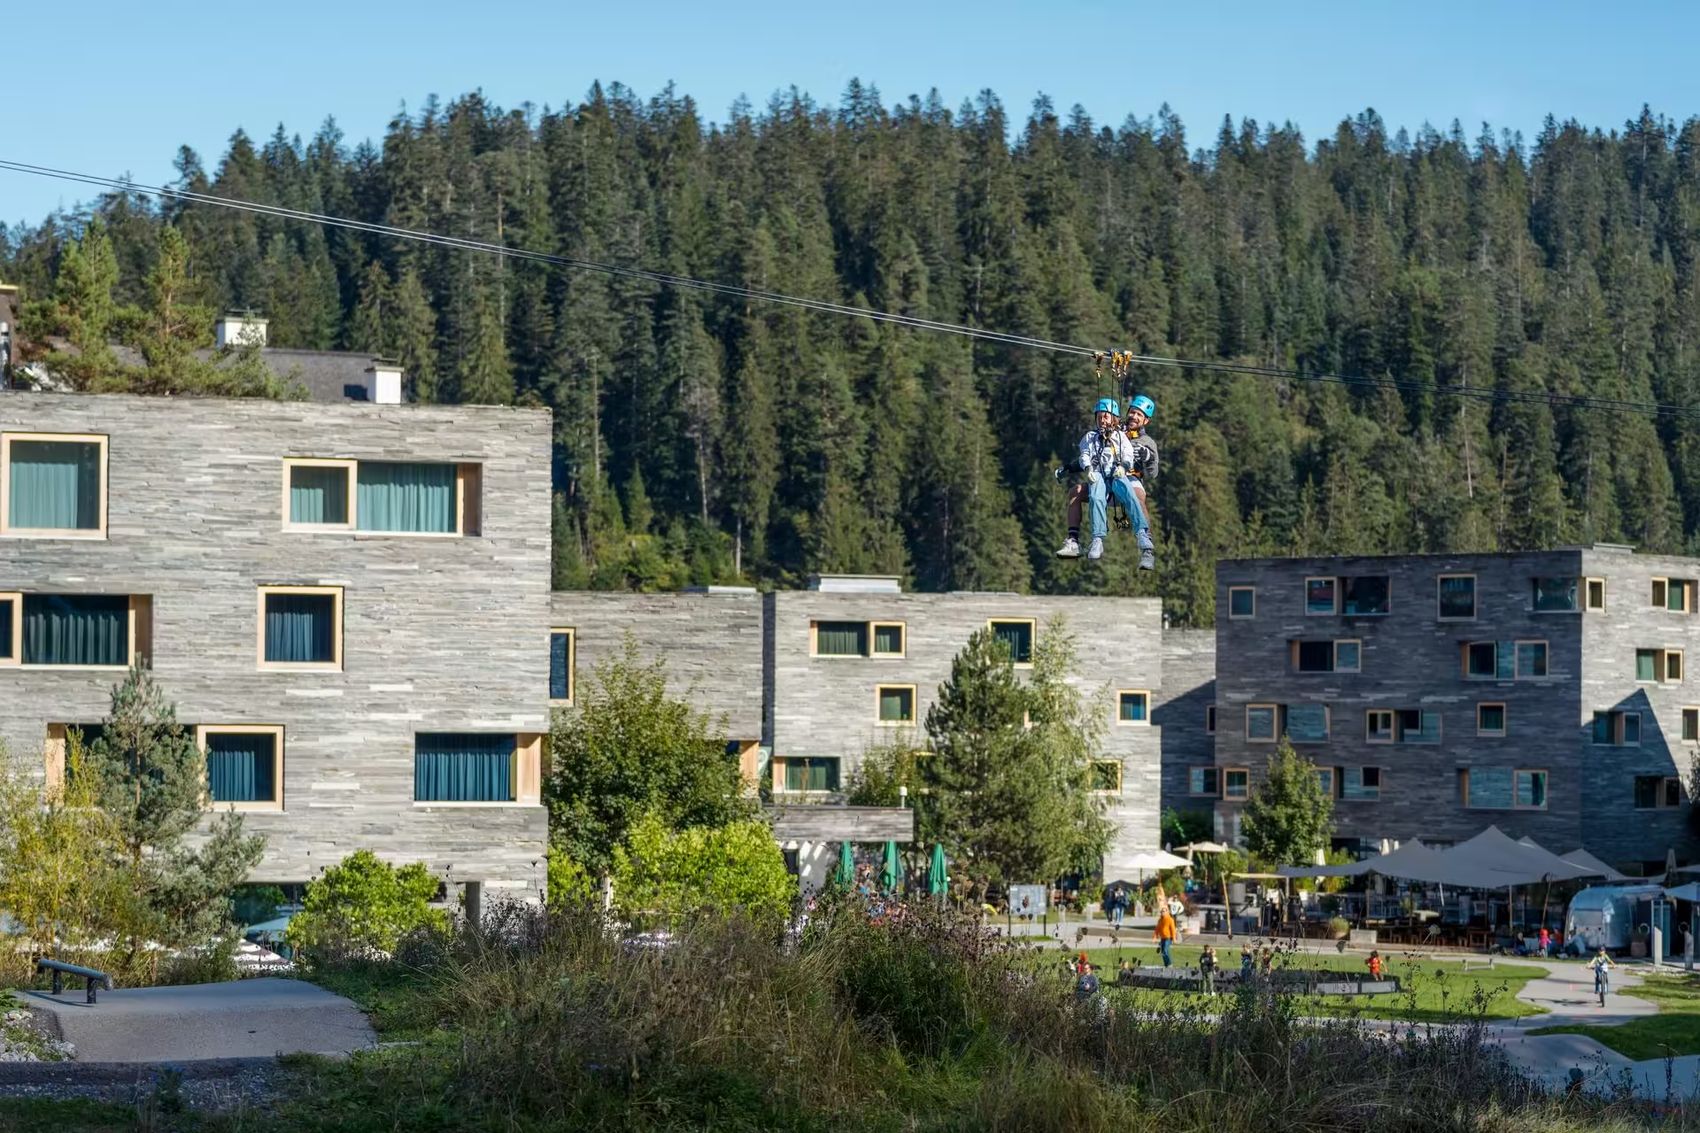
0, 598, 12, 659
785, 758, 838, 791
207, 733, 276, 803
872, 624, 904, 654
992, 621, 1032, 663
549, 632, 571, 700
1468, 768, 1513, 808
1119, 692, 1148, 722
1438, 576, 1474, 617
8, 440, 100, 530
1636, 651, 1657, 681
23, 595, 127, 665
1285, 703, 1328, 741
1516, 772, 1546, 809
879, 687, 912, 722
357, 463, 455, 532
414, 733, 514, 802
289, 465, 349, 524
815, 622, 866, 656
264, 594, 335, 663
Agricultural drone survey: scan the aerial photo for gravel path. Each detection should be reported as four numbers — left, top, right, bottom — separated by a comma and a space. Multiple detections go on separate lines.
0, 1057, 292, 1110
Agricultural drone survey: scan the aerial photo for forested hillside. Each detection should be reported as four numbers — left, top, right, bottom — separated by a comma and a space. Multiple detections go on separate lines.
6, 84, 1700, 625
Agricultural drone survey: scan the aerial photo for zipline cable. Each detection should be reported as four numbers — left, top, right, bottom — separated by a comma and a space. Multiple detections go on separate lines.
4, 157, 1698, 423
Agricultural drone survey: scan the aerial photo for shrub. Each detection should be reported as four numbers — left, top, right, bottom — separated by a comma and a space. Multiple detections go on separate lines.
611, 814, 795, 935
1328, 916, 1351, 939
285, 850, 449, 962
546, 845, 596, 910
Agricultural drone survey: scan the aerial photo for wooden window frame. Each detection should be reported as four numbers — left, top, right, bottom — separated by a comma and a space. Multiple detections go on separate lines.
1345, 766, 1383, 801
1461, 640, 1498, 680
1585, 577, 1607, 612
0, 591, 19, 666
1116, 689, 1151, 726
1189, 766, 1221, 797
1227, 586, 1256, 619
256, 585, 344, 672
0, 432, 109, 540
987, 617, 1037, 667
1513, 639, 1549, 680
1088, 759, 1123, 795
1365, 709, 1395, 744
1436, 573, 1477, 621
1665, 649, 1685, 684
281, 458, 356, 532
1682, 706, 1699, 744
410, 732, 543, 807
1634, 775, 1685, 810
1304, 576, 1339, 616
1333, 639, 1362, 673
1476, 702, 1507, 737
1205, 705, 1216, 735
875, 684, 918, 726
1245, 703, 1279, 743
1315, 766, 1337, 799
1513, 768, 1548, 811
1652, 578, 1668, 609
549, 627, 576, 706
771, 755, 842, 796
1341, 575, 1392, 617
1652, 577, 1693, 613
196, 724, 285, 812
810, 620, 868, 659
1592, 710, 1642, 747
1283, 703, 1331, 744
1222, 767, 1250, 801
11, 594, 148, 671
869, 620, 907, 659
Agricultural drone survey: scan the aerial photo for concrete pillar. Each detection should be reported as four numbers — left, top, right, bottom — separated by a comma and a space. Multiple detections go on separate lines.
1652, 926, 1663, 970
464, 880, 484, 930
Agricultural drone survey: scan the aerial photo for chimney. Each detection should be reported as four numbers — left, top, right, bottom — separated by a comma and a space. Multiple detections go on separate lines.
215, 312, 269, 349
365, 360, 405, 405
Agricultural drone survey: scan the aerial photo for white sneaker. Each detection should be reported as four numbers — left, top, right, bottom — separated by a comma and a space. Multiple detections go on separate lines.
1055, 537, 1081, 558
1087, 537, 1104, 560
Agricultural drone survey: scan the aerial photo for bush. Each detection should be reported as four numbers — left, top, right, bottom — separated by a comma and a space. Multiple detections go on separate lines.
1328, 916, 1351, 939
546, 845, 596, 911
612, 814, 795, 935
285, 850, 449, 962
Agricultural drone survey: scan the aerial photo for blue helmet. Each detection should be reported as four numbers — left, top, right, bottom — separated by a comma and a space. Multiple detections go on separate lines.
1129, 394, 1156, 420
1094, 397, 1121, 417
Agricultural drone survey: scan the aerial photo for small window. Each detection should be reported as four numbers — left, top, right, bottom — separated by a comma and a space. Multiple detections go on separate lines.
1246, 704, 1278, 742
1366, 709, 1395, 743
1683, 707, 1699, 743
549, 629, 575, 704
1305, 576, 1338, 615
1514, 769, 1547, 810
1514, 640, 1548, 679
1334, 640, 1361, 673
198, 726, 284, 810
284, 459, 354, 528
1315, 767, 1337, 798
1205, 705, 1216, 735
1089, 760, 1122, 794
877, 685, 916, 724
1284, 703, 1330, 743
1223, 768, 1250, 800
1461, 767, 1511, 809
21, 594, 136, 667
1532, 577, 1579, 612
871, 622, 906, 657
414, 733, 518, 803
0, 592, 18, 665
1437, 574, 1476, 620
0, 433, 107, 537
1295, 640, 1334, 672
1342, 766, 1381, 801
1464, 642, 1498, 679
1189, 766, 1220, 796
1585, 578, 1606, 612
1341, 576, 1390, 616
1394, 708, 1440, 744
258, 587, 343, 671
1592, 710, 1642, 747
1477, 703, 1507, 737
1653, 577, 1695, 613
1635, 776, 1685, 809
1228, 586, 1256, 619
1637, 648, 1683, 684
814, 621, 869, 657
1668, 650, 1685, 683
778, 756, 840, 793
1117, 690, 1150, 724
988, 619, 1036, 665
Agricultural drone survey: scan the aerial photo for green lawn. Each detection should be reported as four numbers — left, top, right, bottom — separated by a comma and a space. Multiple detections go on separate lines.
1021, 941, 1550, 1023
1527, 972, 1700, 1060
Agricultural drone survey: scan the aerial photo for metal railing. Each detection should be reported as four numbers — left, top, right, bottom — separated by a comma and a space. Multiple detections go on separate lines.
37, 958, 113, 1004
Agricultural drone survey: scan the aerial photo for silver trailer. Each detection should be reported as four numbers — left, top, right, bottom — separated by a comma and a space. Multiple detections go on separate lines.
1565, 884, 1666, 953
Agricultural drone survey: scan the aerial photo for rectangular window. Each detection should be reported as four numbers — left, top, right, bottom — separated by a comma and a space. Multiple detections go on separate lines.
1223, 768, 1250, 800
1341, 766, 1381, 801
1637, 649, 1657, 682
871, 622, 906, 657
989, 619, 1036, 664
0, 592, 17, 664
813, 621, 869, 657
1637, 648, 1683, 683
1334, 640, 1361, 673
1464, 641, 1499, 679
877, 685, 916, 724
414, 733, 517, 803
356, 462, 458, 533
198, 726, 284, 810
1189, 767, 1220, 796
1396, 708, 1441, 744
1668, 650, 1685, 683
1205, 705, 1216, 734
1684, 707, 1699, 743
1341, 576, 1390, 616
1117, 690, 1151, 724
1305, 576, 1338, 615
1, 433, 107, 537
1089, 760, 1122, 794
22, 594, 132, 667
1592, 710, 1642, 746
1477, 703, 1507, 737
779, 756, 840, 793
1294, 640, 1334, 672
1316, 767, 1337, 798
284, 459, 354, 528
1585, 578, 1606, 612
1532, 577, 1579, 612
1514, 769, 1548, 810
1246, 704, 1278, 742
1228, 586, 1256, 619
1653, 578, 1694, 613
1514, 640, 1549, 679
1284, 703, 1330, 743
1437, 574, 1476, 620
1634, 776, 1684, 809
1366, 709, 1394, 743
258, 587, 343, 670
549, 629, 575, 704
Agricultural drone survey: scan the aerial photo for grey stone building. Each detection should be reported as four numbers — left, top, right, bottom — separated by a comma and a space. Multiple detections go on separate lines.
0, 390, 552, 899
1212, 549, 1700, 872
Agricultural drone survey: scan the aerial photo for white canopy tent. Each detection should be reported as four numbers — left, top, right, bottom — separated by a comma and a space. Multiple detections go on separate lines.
1557, 848, 1629, 883
1665, 882, 1700, 903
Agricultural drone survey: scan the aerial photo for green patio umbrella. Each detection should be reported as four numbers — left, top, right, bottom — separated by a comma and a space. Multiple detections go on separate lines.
835, 841, 855, 889
927, 843, 949, 899
881, 840, 901, 894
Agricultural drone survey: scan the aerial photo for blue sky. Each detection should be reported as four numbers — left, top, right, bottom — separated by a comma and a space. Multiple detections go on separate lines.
6, 0, 1699, 227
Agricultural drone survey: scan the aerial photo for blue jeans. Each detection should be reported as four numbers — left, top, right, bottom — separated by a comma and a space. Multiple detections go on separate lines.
1159, 938, 1172, 967
1088, 475, 1153, 548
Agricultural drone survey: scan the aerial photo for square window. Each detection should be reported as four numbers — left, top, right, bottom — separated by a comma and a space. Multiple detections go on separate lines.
1397, 708, 1441, 744
1658, 578, 1695, 613
780, 756, 841, 793
198, 726, 284, 809
878, 685, 916, 724
1223, 768, 1250, 800
1683, 707, 1699, 743
1117, 690, 1150, 724
1532, 577, 1579, 612
1585, 578, 1606, 612
355, 462, 466, 534
814, 621, 869, 657
1305, 577, 1338, 615
1189, 767, 1221, 796
989, 619, 1035, 664
1515, 770, 1547, 810
549, 629, 575, 704
1334, 640, 1361, 673
1437, 574, 1476, 620
1285, 703, 1330, 743
871, 622, 906, 657
258, 587, 343, 670
1366, 709, 1394, 743
22, 594, 133, 667
1, 433, 107, 537
414, 733, 517, 802
1342, 576, 1390, 616
1477, 703, 1507, 736
1634, 776, 1672, 809
284, 460, 354, 527
1295, 640, 1333, 672
1205, 705, 1216, 734
1464, 642, 1498, 679
1342, 766, 1381, 801
1089, 760, 1122, 793
1228, 586, 1256, 618
1246, 704, 1278, 742
1514, 641, 1548, 679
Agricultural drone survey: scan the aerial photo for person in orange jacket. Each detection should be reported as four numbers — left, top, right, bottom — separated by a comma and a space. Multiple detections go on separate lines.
1154, 905, 1178, 968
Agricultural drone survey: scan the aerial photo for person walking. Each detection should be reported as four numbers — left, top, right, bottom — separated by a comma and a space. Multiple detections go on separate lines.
1199, 944, 1218, 994
1538, 926, 1551, 958
1154, 904, 1178, 968
1240, 940, 1255, 982
1589, 947, 1616, 1008
1366, 950, 1383, 981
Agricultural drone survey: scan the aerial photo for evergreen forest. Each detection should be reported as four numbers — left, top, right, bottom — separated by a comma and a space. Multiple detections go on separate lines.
7, 84, 1700, 626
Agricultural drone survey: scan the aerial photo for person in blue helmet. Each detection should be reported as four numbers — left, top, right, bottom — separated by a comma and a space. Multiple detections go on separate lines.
1055, 397, 1147, 563
1119, 394, 1159, 571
